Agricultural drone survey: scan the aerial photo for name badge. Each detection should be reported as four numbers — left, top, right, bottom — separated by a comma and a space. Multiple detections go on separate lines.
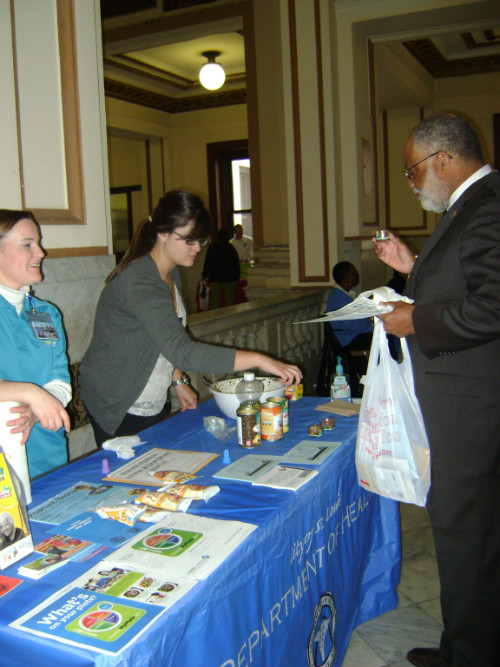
26, 310, 59, 341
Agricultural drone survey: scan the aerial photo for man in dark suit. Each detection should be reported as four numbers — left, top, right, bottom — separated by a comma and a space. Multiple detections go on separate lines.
373, 114, 500, 667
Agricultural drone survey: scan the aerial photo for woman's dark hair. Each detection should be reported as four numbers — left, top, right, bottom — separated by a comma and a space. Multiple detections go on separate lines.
107, 190, 212, 282
0, 209, 39, 242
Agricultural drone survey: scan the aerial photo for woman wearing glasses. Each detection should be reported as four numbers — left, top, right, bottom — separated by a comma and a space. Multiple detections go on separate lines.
80, 190, 302, 447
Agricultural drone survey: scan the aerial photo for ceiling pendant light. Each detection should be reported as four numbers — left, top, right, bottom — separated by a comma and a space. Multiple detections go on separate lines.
199, 50, 225, 91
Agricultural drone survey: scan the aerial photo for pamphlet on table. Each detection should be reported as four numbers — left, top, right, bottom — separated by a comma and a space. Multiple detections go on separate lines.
103, 448, 218, 486
213, 455, 282, 483
18, 535, 104, 579
251, 465, 318, 491
280, 440, 341, 465
10, 584, 166, 655
0, 573, 22, 597
28, 481, 148, 525
0, 448, 33, 570
108, 512, 256, 580
70, 559, 197, 609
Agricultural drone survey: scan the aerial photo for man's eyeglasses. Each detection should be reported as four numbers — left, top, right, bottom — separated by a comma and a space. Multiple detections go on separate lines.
173, 231, 208, 247
402, 151, 453, 179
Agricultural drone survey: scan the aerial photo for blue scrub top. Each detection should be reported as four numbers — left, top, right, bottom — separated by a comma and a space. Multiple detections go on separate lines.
327, 286, 373, 347
0, 292, 70, 478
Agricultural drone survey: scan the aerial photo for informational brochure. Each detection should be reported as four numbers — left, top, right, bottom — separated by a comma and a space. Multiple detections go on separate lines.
251, 465, 318, 491
108, 513, 257, 581
280, 440, 341, 465
28, 482, 148, 525
0, 573, 22, 597
48, 511, 144, 548
213, 454, 282, 483
0, 449, 34, 570
18, 534, 104, 579
18, 552, 69, 579
103, 449, 218, 486
10, 585, 165, 656
295, 287, 412, 323
71, 559, 197, 609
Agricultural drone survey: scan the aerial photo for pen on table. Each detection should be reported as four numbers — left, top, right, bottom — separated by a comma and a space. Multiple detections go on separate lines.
248, 460, 273, 477
310, 447, 328, 461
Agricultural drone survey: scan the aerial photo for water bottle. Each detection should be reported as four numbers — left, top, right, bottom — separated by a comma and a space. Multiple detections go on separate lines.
236, 372, 264, 407
330, 357, 351, 401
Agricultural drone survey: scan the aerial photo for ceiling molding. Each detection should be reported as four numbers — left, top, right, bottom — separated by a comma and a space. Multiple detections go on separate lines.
104, 77, 246, 112
104, 55, 246, 92
403, 38, 500, 78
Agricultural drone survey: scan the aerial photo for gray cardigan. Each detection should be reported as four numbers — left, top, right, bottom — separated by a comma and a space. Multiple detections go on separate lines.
80, 255, 235, 434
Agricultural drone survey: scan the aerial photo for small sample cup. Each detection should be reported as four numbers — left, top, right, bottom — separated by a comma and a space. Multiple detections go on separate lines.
374, 229, 390, 241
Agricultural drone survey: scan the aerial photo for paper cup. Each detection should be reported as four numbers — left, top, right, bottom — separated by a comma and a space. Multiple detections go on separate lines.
0, 401, 32, 504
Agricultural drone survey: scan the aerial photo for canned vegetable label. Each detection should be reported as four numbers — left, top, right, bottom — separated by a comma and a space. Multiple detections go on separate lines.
267, 396, 289, 432
260, 402, 283, 440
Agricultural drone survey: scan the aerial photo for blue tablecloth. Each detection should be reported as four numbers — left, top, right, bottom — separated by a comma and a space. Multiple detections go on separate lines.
0, 397, 401, 667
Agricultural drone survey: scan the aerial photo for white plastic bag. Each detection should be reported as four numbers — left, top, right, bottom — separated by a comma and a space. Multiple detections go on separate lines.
355, 319, 430, 506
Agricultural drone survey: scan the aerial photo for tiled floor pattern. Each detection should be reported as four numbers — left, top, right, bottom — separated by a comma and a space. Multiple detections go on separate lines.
341, 503, 443, 667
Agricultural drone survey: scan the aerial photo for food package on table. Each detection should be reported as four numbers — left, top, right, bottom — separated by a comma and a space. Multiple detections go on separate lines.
137, 507, 170, 523
96, 503, 146, 525
165, 484, 220, 501
135, 491, 192, 512
148, 470, 198, 486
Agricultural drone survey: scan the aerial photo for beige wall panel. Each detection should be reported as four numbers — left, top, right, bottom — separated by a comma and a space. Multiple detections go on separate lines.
385, 108, 426, 232
0, 2, 22, 207
2, 0, 111, 251
253, 0, 289, 248
432, 72, 500, 164
295, 0, 326, 278
168, 105, 248, 199
14, 0, 67, 209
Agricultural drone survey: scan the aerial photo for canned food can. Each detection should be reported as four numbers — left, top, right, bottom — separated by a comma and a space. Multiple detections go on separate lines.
267, 396, 289, 433
237, 407, 261, 448
260, 401, 283, 441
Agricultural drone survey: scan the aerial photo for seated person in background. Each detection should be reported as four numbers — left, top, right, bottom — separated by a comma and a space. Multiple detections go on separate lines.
327, 262, 373, 350
203, 227, 240, 308
387, 268, 407, 295
0, 209, 71, 478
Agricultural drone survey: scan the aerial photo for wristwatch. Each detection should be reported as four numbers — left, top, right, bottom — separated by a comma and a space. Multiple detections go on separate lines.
172, 374, 190, 387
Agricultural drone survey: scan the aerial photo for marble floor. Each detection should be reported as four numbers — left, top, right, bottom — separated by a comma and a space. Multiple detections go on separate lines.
341, 503, 443, 667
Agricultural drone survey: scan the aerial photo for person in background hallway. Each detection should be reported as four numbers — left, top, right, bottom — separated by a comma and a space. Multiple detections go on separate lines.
231, 224, 254, 304
230, 224, 254, 263
202, 227, 240, 308
0, 210, 71, 478
326, 262, 373, 351
374, 113, 500, 667
81, 191, 301, 447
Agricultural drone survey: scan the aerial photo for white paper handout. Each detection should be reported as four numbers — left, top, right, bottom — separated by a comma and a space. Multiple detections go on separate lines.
295, 286, 413, 323
107, 513, 256, 580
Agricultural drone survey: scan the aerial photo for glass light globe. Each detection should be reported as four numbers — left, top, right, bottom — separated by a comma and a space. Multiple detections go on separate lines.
199, 62, 226, 90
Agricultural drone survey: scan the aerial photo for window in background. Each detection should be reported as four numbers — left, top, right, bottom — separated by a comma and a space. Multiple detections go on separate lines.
231, 158, 252, 238
207, 140, 252, 239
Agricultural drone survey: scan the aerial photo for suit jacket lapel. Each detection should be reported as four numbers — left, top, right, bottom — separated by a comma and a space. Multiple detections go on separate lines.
405, 172, 494, 296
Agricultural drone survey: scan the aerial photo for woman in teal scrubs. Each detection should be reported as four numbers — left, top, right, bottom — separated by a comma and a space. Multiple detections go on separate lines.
0, 210, 71, 478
